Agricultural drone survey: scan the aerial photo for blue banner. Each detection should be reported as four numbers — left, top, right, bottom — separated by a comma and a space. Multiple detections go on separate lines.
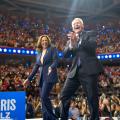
0, 91, 25, 120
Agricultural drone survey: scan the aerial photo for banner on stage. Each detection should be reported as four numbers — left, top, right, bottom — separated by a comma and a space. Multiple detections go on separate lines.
0, 91, 25, 120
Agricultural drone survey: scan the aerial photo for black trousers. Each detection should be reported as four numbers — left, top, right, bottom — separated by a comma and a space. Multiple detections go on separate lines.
60, 69, 99, 120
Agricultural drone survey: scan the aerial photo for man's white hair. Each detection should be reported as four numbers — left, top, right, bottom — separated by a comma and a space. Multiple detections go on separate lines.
72, 18, 84, 28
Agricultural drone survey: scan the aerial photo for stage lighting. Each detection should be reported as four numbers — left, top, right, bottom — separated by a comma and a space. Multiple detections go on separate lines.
22, 50, 25, 54
30, 51, 34, 54
108, 55, 112, 58
97, 55, 100, 59
3, 48, 7, 52
17, 50, 21, 53
0, 47, 119, 61
35, 51, 38, 55
116, 54, 120, 58
26, 50, 30, 54
13, 49, 16, 53
8, 49, 12, 53
105, 55, 108, 59
58, 52, 63, 57
112, 54, 116, 58
101, 56, 104, 59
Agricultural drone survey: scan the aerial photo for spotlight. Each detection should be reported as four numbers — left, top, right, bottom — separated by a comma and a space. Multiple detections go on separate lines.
108, 55, 112, 58
116, 54, 120, 58
30, 51, 34, 54
22, 50, 25, 54
97, 55, 100, 59
105, 55, 108, 59
101, 56, 104, 59
26, 50, 30, 54
13, 49, 16, 53
35, 51, 38, 55
8, 49, 12, 53
59, 53, 63, 57
112, 55, 116, 58
17, 50, 21, 53
3, 48, 7, 52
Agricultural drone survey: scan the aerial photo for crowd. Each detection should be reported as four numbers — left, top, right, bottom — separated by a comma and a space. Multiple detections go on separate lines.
96, 23, 120, 54
0, 13, 120, 54
0, 64, 120, 118
0, 12, 67, 49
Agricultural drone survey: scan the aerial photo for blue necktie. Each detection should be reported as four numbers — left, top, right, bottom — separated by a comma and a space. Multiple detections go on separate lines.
77, 57, 81, 67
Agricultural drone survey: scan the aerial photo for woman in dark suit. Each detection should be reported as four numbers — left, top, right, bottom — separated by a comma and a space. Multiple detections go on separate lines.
24, 35, 58, 120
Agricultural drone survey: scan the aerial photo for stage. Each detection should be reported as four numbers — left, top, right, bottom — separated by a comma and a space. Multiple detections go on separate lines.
26, 117, 119, 120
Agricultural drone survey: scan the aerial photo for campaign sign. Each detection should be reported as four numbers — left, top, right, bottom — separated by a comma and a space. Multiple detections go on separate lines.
0, 91, 25, 120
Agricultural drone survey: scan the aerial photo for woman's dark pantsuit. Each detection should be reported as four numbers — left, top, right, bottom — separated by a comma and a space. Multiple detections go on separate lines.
40, 80, 56, 120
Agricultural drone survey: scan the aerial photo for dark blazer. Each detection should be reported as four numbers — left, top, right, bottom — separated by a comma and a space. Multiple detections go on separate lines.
28, 47, 58, 84
64, 31, 103, 78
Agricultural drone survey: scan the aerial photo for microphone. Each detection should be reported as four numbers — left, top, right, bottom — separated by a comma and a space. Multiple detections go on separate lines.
67, 31, 80, 40
67, 31, 74, 40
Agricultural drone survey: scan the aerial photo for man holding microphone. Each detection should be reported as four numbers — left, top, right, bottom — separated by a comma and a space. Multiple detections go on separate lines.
60, 18, 103, 120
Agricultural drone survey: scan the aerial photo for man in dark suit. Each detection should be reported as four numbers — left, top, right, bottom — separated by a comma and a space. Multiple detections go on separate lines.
60, 18, 103, 120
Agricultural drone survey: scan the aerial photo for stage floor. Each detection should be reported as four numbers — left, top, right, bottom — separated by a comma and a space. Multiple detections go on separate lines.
26, 117, 119, 120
